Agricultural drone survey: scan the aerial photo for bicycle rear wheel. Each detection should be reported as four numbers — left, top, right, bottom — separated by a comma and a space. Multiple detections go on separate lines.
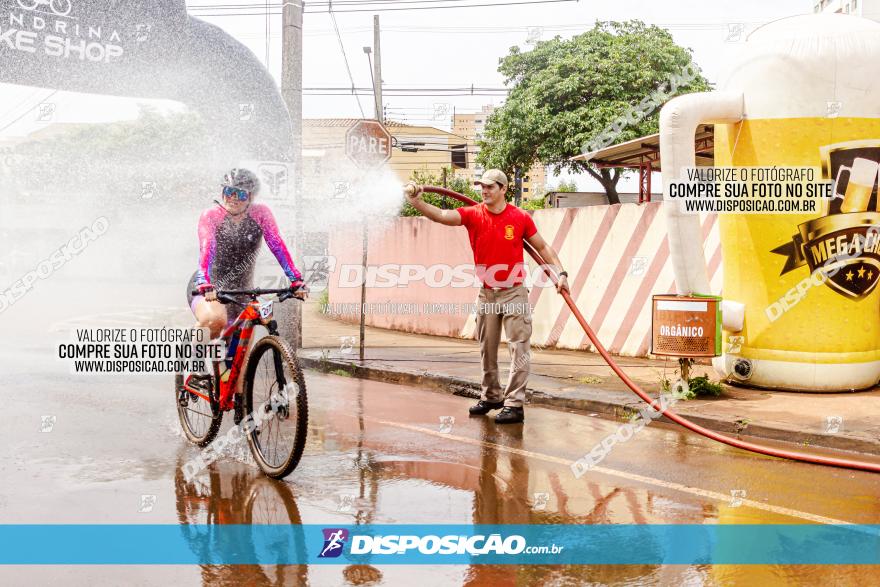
242, 335, 308, 479
176, 370, 222, 447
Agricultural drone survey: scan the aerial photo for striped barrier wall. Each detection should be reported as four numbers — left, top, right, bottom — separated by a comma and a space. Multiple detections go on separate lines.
327, 203, 721, 357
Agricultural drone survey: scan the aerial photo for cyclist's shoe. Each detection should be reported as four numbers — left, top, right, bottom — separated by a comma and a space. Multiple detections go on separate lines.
469, 400, 504, 416
177, 385, 189, 407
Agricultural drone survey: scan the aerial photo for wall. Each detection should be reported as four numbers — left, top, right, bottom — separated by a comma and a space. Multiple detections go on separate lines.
328, 203, 722, 356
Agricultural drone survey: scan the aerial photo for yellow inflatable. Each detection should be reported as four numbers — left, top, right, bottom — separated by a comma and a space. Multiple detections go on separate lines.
661, 14, 880, 391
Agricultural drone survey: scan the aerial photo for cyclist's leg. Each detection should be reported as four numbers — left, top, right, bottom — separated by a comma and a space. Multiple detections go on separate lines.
191, 295, 227, 339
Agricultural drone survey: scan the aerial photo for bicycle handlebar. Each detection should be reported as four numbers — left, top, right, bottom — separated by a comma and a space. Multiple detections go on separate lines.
190, 287, 303, 304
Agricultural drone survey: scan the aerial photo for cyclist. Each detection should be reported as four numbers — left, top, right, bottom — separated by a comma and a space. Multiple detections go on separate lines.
187, 168, 308, 337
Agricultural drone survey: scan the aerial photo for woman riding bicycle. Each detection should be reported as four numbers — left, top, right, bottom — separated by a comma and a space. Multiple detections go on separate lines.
188, 168, 307, 337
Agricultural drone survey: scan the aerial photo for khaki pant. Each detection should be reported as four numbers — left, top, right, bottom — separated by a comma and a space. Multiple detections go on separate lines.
475, 285, 532, 408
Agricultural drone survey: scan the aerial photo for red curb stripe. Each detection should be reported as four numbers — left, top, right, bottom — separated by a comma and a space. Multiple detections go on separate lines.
609, 238, 669, 354
578, 203, 661, 350
544, 205, 623, 347
529, 207, 578, 308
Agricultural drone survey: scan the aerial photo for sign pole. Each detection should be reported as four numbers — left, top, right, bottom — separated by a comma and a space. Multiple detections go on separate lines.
345, 120, 391, 363
360, 218, 368, 362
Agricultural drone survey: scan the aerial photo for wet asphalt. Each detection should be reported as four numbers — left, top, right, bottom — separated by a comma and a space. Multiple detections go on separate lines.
2, 285, 880, 585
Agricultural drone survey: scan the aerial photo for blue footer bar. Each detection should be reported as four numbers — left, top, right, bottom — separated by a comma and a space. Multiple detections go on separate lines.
1, 524, 879, 565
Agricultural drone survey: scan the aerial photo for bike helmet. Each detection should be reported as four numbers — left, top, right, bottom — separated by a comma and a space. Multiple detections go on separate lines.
223, 168, 260, 195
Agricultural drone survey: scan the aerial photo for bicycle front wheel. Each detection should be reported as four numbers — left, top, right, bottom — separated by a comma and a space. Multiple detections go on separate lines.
242, 335, 308, 479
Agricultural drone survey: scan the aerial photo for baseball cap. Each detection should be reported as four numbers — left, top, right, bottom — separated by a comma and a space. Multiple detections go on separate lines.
474, 169, 508, 188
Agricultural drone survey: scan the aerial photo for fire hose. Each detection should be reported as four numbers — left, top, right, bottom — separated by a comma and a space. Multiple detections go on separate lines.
410, 184, 880, 473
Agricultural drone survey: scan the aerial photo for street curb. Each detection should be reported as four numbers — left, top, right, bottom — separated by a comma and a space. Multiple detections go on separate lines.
299, 352, 880, 457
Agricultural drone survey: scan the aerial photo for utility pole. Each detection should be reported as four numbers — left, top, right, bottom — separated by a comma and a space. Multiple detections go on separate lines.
282, 0, 304, 349
374, 15, 383, 123
357, 15, 384, 361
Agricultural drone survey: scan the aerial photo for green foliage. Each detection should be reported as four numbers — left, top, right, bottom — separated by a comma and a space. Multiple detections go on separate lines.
553, 180, 578, 193
687, 375, 723, 398
478, 21, 710, 203
400, 167, 483, 217
660, 374, 723, 401
12, 105, 233, 199
521, 197, 547, 210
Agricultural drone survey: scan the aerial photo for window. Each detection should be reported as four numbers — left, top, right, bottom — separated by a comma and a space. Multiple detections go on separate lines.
523, 188, 529, 192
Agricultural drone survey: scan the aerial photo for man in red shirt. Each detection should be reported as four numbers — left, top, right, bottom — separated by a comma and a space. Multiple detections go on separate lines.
404, 169, 569, 424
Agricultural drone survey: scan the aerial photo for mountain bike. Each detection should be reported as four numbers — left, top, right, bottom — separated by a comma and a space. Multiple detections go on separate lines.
175, 287, 308, 479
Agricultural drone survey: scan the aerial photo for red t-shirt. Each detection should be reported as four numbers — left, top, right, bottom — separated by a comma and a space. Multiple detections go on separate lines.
457, 203, 538, 288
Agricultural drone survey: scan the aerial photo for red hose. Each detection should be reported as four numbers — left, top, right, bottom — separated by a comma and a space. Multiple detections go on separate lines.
418, 185, 880, 473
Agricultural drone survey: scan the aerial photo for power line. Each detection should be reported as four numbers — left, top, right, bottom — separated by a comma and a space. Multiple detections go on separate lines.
304, 86, 506, 91
194, 0, 515, 8
0, 87, 45, 130
328, 1, 366, 118
264, 0, 271, 67
0, 90, 59, 135
193, 0, 579, 15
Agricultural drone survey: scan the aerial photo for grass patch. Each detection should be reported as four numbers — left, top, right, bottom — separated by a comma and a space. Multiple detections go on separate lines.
578, 375, 604, 385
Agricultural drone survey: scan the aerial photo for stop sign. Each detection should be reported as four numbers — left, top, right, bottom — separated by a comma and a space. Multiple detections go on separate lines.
345, 120, 392, 169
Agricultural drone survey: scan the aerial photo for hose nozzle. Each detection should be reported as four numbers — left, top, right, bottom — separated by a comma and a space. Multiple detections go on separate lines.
403, 183, 422, 198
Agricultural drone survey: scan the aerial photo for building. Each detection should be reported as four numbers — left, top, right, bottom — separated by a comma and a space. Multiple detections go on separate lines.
546, 191, 644, 208
452, 105, 547, 201
814, 0, 867, 15
303, 118, 469, 186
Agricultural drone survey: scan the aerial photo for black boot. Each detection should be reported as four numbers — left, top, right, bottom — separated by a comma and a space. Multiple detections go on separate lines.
495, 406, 524, 424
469, 400, 504, 415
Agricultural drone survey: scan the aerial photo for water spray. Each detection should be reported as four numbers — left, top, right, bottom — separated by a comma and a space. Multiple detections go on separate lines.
408, 184, 880, 474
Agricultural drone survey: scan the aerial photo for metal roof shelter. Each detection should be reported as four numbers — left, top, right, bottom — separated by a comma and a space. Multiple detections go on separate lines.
571, 124, 715, 203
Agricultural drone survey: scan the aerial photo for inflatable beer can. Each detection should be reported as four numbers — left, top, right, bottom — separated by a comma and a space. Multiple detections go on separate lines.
660, 14, 880, 391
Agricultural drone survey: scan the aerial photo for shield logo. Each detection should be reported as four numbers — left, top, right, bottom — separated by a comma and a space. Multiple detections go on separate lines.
772, 142, 880, 300
796, 214, 880, 299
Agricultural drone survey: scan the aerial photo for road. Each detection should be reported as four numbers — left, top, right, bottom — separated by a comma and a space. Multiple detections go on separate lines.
2, 285, 880, 585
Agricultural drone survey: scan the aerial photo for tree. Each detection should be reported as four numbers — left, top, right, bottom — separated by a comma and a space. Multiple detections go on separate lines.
400, 167, 482, 217
554, 180, 578, 193
477, 21, 710, 204
10, 106, 238, 201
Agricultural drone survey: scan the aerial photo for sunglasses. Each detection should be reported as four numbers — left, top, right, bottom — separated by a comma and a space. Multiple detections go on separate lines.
222, 185, 251, 201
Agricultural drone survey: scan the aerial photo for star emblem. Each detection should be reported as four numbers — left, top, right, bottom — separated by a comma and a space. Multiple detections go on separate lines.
846, 270, 854, 282
858, 266, 866, 279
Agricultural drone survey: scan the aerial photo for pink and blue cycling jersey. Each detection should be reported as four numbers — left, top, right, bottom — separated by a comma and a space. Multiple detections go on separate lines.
189, 203, 302, 298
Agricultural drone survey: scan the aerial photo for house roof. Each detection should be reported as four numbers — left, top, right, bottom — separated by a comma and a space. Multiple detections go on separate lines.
570, 124, 715, 170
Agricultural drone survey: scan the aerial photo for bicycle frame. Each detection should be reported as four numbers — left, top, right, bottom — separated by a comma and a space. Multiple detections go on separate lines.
184, 292, 284, 411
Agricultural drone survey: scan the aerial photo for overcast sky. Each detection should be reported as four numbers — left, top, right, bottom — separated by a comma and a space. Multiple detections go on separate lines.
0, 0, 811, 188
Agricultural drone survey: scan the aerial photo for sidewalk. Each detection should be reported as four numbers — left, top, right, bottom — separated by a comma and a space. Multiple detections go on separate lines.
300, 301, 880, 456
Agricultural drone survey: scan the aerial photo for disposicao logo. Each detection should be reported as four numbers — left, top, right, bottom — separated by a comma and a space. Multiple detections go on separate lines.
318, 528, 349, 558
350, 533, 527, 555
